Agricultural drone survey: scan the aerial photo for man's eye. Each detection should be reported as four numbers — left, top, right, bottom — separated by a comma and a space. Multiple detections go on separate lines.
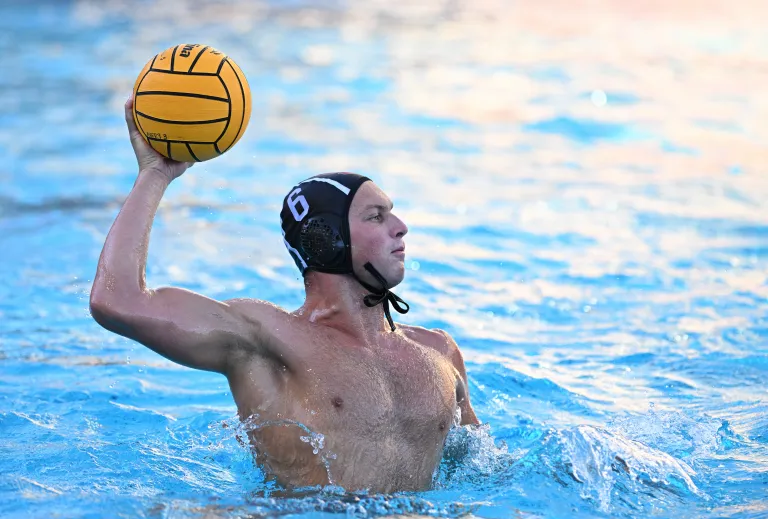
370, 214, 382, 221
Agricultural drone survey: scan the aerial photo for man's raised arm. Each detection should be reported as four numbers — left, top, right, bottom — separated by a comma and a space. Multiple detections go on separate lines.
89, 98, 262, 374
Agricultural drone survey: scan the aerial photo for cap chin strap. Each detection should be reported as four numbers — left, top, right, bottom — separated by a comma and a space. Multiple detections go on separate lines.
353, 262, 409, 332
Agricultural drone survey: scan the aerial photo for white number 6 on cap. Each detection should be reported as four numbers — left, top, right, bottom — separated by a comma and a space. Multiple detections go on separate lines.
288, 188, 309, 221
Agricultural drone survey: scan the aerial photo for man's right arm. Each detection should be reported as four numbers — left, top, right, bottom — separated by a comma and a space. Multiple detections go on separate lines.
89, 98, 269, 375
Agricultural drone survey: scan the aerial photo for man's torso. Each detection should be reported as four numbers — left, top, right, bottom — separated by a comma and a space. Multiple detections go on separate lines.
225, 303, 465, 493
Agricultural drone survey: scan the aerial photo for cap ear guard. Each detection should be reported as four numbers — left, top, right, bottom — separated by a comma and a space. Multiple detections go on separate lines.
300, 215, 347, 268
281, 172, 369, 275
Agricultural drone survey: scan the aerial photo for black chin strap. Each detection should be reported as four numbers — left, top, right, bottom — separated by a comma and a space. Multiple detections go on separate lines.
354, 262, 409, 332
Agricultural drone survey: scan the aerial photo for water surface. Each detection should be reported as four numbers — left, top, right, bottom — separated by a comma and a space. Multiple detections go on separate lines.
1, 1, 767, 517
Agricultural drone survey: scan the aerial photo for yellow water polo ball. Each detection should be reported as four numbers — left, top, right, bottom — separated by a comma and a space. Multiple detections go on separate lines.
132, 44, 252, 162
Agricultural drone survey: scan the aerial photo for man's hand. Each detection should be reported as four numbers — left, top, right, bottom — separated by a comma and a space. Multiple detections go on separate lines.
125, 96, 193, 182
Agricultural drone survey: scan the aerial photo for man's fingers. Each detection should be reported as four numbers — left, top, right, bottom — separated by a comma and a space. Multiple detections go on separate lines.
123, 95, 195, 176
124, 97, 134, 125
124, 97, 137, 131
125, 95, 153, 160
124, 97, 142, 138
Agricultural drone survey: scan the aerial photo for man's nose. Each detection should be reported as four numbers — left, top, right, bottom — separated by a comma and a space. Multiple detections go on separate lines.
392, 214, 408, 238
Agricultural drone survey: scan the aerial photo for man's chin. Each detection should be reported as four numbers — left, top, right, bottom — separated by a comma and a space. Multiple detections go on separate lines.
387, 265, 406, 288
352, 261, 404, 289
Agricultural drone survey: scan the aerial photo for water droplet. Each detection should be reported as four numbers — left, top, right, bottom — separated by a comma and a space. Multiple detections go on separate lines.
300, 431, 326, 454
411, 261, 420, 271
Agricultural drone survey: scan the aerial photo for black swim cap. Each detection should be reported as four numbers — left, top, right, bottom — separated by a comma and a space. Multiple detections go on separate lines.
280, 172, 409, 331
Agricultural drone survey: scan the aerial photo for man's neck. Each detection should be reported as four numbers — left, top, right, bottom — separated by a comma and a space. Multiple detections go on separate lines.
296, 271, 391, 342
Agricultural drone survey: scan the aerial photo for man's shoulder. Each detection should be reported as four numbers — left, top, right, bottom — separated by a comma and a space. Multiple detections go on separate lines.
399, 324, 458, 357
225, 298, 287, 318
222, 298, 295, 338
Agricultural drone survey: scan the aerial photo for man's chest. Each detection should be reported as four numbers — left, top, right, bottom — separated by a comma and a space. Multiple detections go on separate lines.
299, 342, 460, 436
230, 327, 461, 438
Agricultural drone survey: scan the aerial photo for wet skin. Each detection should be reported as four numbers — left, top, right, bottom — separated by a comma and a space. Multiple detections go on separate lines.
226, 302, 475, 492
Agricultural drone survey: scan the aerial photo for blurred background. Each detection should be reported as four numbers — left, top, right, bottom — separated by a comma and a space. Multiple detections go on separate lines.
1, 1, 766, 518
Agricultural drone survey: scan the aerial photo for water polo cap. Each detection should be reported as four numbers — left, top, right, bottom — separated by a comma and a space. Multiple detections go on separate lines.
280, 172, 409, 331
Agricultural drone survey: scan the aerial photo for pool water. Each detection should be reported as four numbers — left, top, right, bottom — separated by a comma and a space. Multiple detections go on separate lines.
1, 1, 767, 517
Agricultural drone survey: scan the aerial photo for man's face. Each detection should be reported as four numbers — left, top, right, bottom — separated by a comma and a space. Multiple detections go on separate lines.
348, 182, 408, 289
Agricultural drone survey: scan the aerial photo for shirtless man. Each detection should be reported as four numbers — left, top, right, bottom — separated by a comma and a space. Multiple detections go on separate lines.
89, 98, 479, 494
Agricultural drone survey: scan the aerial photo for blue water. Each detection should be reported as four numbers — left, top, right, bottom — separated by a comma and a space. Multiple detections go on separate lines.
2, 1, 767, 517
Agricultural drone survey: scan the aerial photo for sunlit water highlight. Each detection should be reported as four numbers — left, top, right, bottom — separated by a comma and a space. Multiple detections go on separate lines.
1, 0, 767, 517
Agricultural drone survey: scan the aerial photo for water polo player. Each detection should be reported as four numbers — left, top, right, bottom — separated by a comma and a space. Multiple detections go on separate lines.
89, 97, 479, 493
